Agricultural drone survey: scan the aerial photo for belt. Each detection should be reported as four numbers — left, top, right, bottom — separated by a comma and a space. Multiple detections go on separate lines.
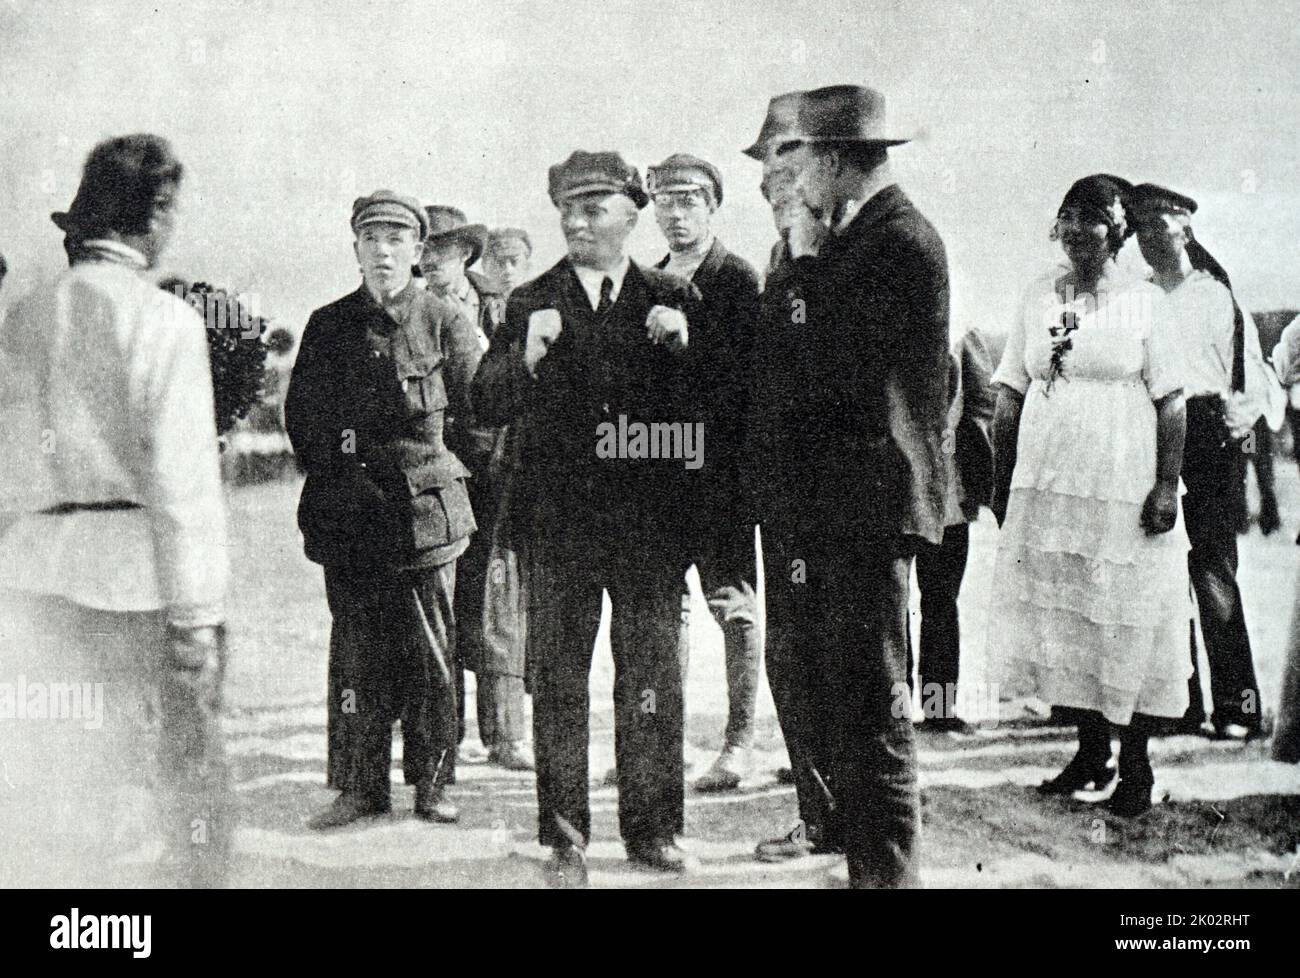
40, 500, 142, 515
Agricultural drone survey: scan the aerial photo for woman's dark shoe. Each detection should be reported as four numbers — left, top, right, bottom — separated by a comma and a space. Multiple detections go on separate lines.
1105, 779, 1154, 817
1037, 753, 1115, 795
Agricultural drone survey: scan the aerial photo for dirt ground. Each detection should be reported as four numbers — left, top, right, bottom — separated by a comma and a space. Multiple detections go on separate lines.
220, 465, 1300, 888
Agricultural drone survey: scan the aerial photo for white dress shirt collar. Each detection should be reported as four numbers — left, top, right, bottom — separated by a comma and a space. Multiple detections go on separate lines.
572, 256, 631, 311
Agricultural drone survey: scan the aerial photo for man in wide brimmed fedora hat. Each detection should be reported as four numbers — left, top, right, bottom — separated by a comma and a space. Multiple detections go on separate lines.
286, 189, 482, 830
418, 204, 534, 773
646, 152, 765, 794
743, 84, 947, 888
474, 149, 705, 883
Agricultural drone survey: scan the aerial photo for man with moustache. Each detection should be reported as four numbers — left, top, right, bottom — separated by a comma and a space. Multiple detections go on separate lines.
743, 86, 951, 888
473, 151, 703, 883
647, 152, 764, 792
286, 190, 480, 829
418, 205, 533, 772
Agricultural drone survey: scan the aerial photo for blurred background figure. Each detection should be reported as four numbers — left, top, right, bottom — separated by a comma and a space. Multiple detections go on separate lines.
910, 327, 996, 734
1269, 315, 1300, 762
482, 226, 534, 297
0, 134, 233, 887
419, 206, 534, 772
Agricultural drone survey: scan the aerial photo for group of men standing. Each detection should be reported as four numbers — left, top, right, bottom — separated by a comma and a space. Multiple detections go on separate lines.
285, 83, 950, 888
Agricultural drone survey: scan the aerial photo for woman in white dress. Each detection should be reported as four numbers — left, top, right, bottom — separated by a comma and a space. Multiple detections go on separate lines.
989, 174, 1190, 816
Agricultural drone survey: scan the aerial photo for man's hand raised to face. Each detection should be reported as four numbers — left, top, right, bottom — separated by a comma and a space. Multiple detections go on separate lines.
525, 308, 563, 376
646, 305, 688, 350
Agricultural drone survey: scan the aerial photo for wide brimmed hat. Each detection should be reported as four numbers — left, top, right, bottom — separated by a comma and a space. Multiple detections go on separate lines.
1129, 183, 1198, 215
745, 86, 911, 159
548, 151, 648, 209
742, 91, 806, 160
423, 205, 488, 265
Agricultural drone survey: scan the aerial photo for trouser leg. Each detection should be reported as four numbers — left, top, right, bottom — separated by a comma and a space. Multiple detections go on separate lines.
828, 548, 920, 889
400, 561, 459, 790
478, 673, 528, 746
610, 554, 687, 845
529, 553, 602, 849
697, 527, 762, 750
1183, 403, 1262, 730
915, 523, 969, 719
762, 531, 836, 837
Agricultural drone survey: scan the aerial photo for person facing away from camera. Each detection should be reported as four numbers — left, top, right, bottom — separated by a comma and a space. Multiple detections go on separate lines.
0, 133, 232, 887
285, 190, 481, 830
989, 174, 1190, 818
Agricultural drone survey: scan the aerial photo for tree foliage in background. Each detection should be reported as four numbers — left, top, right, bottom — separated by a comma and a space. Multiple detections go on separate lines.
159, 277, 269, 435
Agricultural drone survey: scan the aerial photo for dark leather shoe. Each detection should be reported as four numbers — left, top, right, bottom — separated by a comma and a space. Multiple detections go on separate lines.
625, 840, 699, 873
754, 824, 841, 862
414, 782, 459, 823
543, 845, 588, 889
1037, 754, 1115, 795
1106, 779, 1154, 817
307, 793, 389, 830
774, 767, 796, 785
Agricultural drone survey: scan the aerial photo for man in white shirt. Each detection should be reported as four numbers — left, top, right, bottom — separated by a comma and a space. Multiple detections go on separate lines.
0, 134, 231, 887
1132, 183, 1265, 740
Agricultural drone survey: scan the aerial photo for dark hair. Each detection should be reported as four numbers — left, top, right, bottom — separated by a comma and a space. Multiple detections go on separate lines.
805, 140, 889, 174
0, 252, 7, 280
66, 134, 183, 240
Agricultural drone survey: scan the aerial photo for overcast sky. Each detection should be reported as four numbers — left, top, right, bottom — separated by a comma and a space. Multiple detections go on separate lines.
2, 0, 1298, 337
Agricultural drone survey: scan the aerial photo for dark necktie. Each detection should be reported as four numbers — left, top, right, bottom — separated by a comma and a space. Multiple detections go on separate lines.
596, 276, 614, 316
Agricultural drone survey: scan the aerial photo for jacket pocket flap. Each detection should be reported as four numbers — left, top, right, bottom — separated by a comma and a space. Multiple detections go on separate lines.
403, 453, 471, 496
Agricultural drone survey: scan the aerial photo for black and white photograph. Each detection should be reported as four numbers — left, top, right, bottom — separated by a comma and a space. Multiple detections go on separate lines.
1, 0, 1298, 921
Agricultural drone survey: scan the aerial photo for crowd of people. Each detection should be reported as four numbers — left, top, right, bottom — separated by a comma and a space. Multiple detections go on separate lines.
2, 82, 1299, 890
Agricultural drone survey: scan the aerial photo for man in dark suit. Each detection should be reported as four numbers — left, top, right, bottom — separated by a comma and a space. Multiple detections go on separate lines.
285, 190, 480, 829
473, 151, 704, 883
743, 86, 951, 888
419, 205, 533, 772
647, 152, 764, 792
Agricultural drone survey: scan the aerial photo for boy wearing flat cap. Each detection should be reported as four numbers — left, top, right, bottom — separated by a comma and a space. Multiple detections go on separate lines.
286, 190, 482, 829
474, 150, 704, 882
647, 152, 764, 794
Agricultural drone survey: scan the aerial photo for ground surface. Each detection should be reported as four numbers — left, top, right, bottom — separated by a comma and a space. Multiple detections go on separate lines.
220, 468, 1300, 888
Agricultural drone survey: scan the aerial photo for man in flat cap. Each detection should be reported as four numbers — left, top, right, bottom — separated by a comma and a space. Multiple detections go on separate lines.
286, 190, 481, 829
474, 150, 704, 882
743, 85, 950, 887
1131, 183, 1270, 741
647, 152, 764, 792
418, 205, 534, 772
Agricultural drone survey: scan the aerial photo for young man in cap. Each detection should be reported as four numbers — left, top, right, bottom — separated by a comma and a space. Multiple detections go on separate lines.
648, 152, 764, 792
482, 227, 534, 298
0, 134, 230, 887
418, 204, 533, 772
1130, 183, 1270, 741
474, 150, 704, 882
286, 190, 481, 829
743, 85, 951, 888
